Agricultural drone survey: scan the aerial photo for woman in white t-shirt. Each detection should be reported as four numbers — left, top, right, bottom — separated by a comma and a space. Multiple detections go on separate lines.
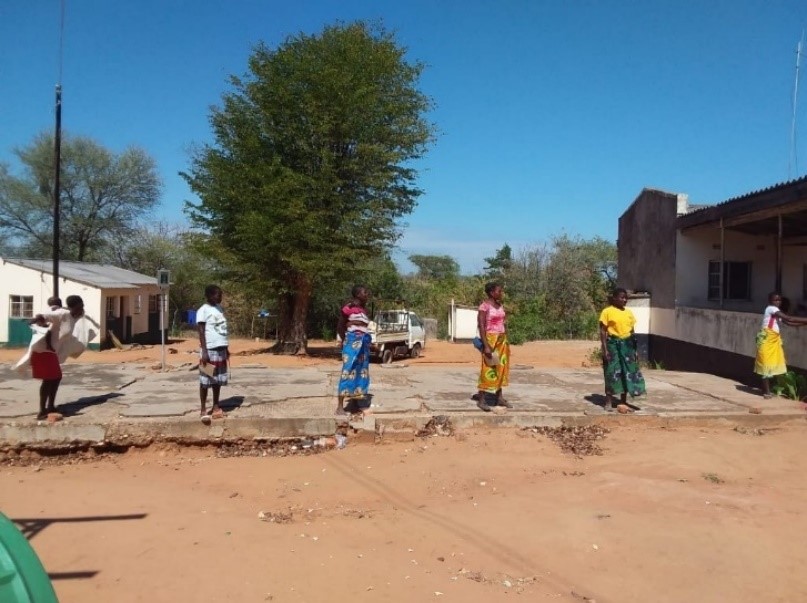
754, 292, 807, 398
197, 285, 229, 423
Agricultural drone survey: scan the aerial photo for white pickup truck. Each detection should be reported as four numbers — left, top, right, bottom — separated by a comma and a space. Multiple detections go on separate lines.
369, 309, 426, 363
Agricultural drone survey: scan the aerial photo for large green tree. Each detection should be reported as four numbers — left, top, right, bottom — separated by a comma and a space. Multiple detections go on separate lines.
0, 133, 161, 261
183, 22, 435, 353
408, 254, 460, 282
543, 234, 617, 338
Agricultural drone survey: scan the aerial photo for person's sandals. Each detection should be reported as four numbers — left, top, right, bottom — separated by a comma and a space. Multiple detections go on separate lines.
200, 411, 212, 425
762, 393, 774, 399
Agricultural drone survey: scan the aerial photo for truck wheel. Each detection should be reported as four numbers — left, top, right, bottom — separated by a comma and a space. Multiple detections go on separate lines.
410, 343, 422, 358
381, 349, 394, 364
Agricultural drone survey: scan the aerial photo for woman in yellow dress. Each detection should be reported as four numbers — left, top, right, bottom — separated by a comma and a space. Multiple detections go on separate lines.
755, 292, 807, 398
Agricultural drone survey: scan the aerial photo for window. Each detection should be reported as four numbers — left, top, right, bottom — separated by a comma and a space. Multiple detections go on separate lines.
134, 294, 142, 314
708, 261, 752, 301
803, 264, 807, 301
409, 314, 422, 328
148, 295, 158, 313
106, 296, 117, 317
9, 295, 33, 318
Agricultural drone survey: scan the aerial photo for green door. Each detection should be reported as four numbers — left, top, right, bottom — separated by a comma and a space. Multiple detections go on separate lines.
7, 319, 32, 347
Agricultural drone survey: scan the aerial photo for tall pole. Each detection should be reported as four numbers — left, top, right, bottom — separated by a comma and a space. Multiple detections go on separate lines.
160, 291, 166, 371
53, 0, 66, 298
789, 32, 804, 179
53, 84, 62, 298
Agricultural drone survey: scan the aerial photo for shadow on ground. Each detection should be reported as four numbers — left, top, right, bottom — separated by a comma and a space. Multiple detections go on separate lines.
58, 392, 125, 417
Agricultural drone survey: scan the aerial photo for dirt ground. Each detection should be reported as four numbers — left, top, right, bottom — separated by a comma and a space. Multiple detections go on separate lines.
0, 338, 598, 368
3, 340, 804, 602
2, 425, 806, 602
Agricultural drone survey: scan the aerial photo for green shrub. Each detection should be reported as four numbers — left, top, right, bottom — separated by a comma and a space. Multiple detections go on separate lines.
773, 371, 807, 401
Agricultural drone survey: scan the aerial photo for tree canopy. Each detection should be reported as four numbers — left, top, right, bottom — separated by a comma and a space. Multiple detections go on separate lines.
408, 254, 460, 282
183, 21, 435, 353
0, 133, 161, 261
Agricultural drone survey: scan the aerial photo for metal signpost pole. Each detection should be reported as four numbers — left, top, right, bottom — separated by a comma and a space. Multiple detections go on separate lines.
160, 292, 166, 372
157, 269, 171, 372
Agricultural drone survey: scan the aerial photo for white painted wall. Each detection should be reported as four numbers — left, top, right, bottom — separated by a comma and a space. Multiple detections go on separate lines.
0, 260, 161, 344
675, 228, 803, 311
448, 304, 478, 340
650, 307, 676, 339
673, 306, 807, 371
626, 296, 650, 335
0, 261, 102, 342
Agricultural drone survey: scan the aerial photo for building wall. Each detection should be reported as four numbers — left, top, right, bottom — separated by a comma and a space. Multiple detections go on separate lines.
617, 189, 681, 308
0, 261, 102, 343
650, 306, 807, 382
101, 288, 164, 344
0, 260, 161, 347
676, 228, 807, 311
448, 305, 478, 341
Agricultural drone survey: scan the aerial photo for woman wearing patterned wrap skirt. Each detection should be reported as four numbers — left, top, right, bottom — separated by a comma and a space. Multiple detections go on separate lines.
474, 282, 511, 412
336, 285, 372, 416
599, 288, 646, 411
198, 285, 229, 424
754, 292, 807, 398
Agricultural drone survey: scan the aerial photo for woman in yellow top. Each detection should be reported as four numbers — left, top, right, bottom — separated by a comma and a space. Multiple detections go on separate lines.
599, 288, 646, 411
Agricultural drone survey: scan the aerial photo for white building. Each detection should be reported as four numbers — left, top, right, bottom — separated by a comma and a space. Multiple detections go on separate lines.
618, 177, 807, 382
0, 258, 164, 349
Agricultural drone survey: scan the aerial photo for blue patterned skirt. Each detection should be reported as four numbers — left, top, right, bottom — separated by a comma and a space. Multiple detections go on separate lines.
338, 331, 371, 398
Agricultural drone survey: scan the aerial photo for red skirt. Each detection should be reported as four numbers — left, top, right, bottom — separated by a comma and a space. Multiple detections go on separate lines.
30, 351, 62, 380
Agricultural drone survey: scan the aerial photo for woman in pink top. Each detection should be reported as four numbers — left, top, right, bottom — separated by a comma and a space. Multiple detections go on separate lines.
473, 282, 511, 411
335, 285, 372, 415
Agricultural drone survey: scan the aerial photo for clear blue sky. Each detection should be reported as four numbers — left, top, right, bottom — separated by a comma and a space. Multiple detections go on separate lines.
1, 1, 805, 273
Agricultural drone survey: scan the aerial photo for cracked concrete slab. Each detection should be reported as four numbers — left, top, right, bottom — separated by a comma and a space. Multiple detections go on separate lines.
0, 360, 804, 445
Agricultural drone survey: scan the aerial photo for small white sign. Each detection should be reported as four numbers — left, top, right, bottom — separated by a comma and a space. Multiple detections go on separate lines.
157, 269, 170, 289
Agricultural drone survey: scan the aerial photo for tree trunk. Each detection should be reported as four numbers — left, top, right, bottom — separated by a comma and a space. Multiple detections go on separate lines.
274, 275, 311, 355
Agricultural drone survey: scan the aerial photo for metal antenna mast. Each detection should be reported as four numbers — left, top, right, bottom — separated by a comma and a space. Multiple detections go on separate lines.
789, 31, 804, 179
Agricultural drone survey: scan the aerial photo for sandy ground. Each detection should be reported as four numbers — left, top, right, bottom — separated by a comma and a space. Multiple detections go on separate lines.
2, 425, 807, 602
3, 339, 803, 602
0, 338, 599, 369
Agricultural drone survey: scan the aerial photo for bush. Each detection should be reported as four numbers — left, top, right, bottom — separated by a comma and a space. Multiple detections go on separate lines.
773, 371, 807, 401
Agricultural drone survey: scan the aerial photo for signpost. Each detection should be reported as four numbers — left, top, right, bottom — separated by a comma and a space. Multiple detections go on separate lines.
157, 269, 170, 372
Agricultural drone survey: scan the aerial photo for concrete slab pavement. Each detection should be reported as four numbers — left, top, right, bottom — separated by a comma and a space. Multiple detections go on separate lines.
0, 361, 804, 446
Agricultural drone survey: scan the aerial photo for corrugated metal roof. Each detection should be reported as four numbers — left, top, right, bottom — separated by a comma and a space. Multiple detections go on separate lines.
2, 258, 157, 290
681, 175, 807, 216
677, 175, 807, 229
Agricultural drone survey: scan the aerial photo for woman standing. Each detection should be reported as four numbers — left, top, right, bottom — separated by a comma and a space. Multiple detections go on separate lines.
198, 284, 229, 424
599, 288, 645, 411
475, 282, 511, 411
336, 285, 372, 416
15, 295, 88, 420
754, 292, 807, 398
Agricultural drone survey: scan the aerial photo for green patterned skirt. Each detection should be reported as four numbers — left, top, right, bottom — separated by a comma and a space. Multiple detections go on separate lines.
603, 336, 646, 397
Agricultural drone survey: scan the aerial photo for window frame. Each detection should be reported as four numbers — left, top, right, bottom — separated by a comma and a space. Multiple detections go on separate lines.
707, 260, 752, 301
9, 295, 34, 319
